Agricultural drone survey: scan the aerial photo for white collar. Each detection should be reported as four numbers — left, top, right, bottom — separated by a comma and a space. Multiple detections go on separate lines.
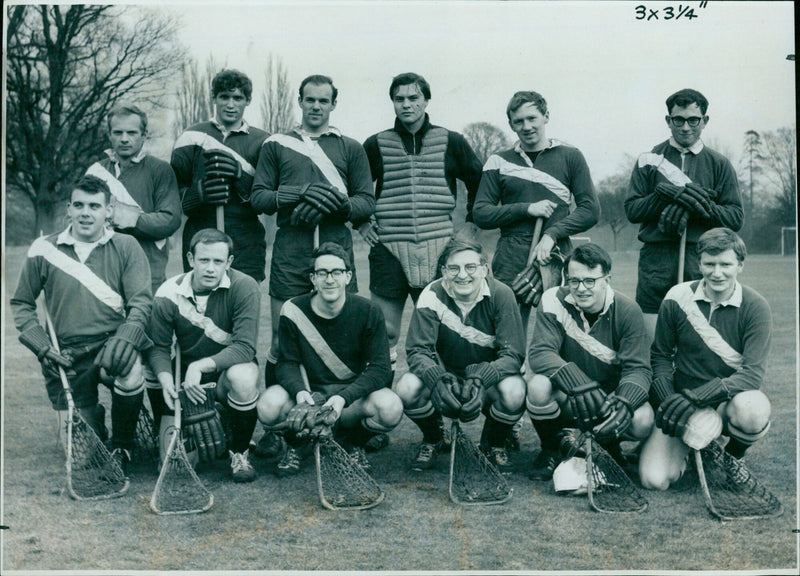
442, 277, 491, 305
668, 137, 704, 155
210, 117, 250, 135
693, 279, 742, 308
564, 284, 615, 316
292, 125, 342, 138
57, 225, 115, 246
104, 147, 146, 165
176, 270, 232, 298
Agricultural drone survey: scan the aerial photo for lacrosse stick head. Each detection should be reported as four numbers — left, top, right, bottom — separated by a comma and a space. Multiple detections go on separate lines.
449, 421, 512, 505
586, 436, 648, 513
149, 425, 213, 515
315, 438, 385, 510
66, 410, 130, 500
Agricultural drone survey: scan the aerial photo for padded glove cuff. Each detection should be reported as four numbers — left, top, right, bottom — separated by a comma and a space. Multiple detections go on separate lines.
114, 323, 153, 351
551, 362, 594, 394
615, 380, 649, 411
465, 362, 500, 389
683, 378, 730, 408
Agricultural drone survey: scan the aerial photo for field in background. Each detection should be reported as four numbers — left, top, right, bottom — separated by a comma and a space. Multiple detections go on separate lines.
1, 240, 797, 573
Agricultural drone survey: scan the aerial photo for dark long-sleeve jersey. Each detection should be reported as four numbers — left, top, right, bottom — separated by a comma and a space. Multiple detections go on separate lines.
149, 269, 260, 375
651, 280, 771, 398
362, 115, 483, 223
276, 293, 392, 407
406, 277, 525, 388
625, 139, 743, 244
529, 285, 651, 401
12, 227, 153, 351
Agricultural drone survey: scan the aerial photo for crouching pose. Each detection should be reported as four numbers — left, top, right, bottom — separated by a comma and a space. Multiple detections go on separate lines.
639, 228, 772, 490
257, 242, 402, 475
397, 237, 527, 473
526, 243, 654, 481
149, 229, 261, 483
11, 175, 154, 473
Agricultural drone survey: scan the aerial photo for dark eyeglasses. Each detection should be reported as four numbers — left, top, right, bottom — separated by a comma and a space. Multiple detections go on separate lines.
566, 275, 607, 289
444, 263, 481, 276
669, 116, 703, 128
313, 268, 347, 280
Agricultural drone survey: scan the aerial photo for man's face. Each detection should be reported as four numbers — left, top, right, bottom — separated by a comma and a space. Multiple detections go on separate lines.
213, 88, 249, 129
392, 83, 428, 131
442, 249, 487, 303
508, 102, 549, 151
299, 83, 336, 133
187, 242, 233, 293
566, 260, 609, 314
666, 103, 707, 148
699, 249, 742, 301
67, 189, 112, 243
310, 254, 351, 304
109, 114, 146, 161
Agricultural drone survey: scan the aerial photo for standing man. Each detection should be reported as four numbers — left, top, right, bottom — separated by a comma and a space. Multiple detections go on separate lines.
639, 228, 772, 491
473, 90, 599, 332
625, 88, 743, 341
149, 229, 261, 483
256, 242, 402, 474
526, 243, 653, 481
171, 69, 269, 283
360, 72, 484, 373
250, 74, 374, 393
12, 175, 153, 472
397, 237, 526, 472
86, 104, 181, 294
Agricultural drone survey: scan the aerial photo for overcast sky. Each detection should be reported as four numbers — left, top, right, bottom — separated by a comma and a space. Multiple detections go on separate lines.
163, 0, 795, 181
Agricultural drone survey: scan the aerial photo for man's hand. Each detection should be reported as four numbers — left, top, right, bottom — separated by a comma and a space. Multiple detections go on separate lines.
527, 200, 557, 219
197, 177, 231, 205
532, 234, 556, 266
203, 149, 241, 180
592, 394, 633, 443
181, 362, 208, 405
19, 325, 75, 374
431, 373, 462, 419
161, 374, 178, 411
290, 202, 324, 227
658, 203, 690, 236
95, 337, 137, 377
655, 393, 697, 437
302, 183, 344, 215
458, 376, 482, 423
358, 221, 380, 246
551, 362, 607, 431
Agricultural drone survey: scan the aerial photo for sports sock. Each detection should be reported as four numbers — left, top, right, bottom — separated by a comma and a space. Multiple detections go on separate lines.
725, 438, 748, 459
227, 392, 259, 454
264, 358, 278, 389
147, 387, 169, 433
530, 416, 564, 452
483, 416, 513, 449
111, 389, 143, 450
409, 412, 443, 444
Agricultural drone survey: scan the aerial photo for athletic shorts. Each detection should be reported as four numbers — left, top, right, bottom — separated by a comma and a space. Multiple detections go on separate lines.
635, 242, 701, 314
368, 242, 426, 302
43, 337, 108, 410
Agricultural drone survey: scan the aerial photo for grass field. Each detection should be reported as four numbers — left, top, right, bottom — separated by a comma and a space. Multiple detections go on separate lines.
1, 236, 798, 574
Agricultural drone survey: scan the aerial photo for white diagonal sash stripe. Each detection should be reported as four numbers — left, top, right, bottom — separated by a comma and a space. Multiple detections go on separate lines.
541, 291, 617, 365
416, 290, 496, 349
637, 153, 692, 186
159, 289, 232, 346
29, 238, 125, 316
484, 155, 571, 205
666, 285, 743, 370
281, 301, 356, 380
267, 133, 348, 195
86, 162, 167, 250
173, 130, 255, 175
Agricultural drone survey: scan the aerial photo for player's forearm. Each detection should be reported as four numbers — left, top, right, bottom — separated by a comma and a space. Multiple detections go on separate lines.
134, 208, 181, 240
209, 341, 256, 373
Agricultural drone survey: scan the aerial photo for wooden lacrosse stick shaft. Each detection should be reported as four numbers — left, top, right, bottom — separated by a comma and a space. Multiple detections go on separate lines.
677, 229, 687, 284
525, 218, 545, 267
216, 205, 225, 233
44, 309, 76, 413
173, 345, 182, 431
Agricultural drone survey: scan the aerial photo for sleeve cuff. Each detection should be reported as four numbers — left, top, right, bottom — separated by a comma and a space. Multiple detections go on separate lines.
550, 362, 593, 392
615, 380, 649, 410
684, 378, 730, 407
181, 187, 203, 214
276, 184, 307, 207
651, 375, 676, 406
421, 364, 447, 390
115, 323, 153, 351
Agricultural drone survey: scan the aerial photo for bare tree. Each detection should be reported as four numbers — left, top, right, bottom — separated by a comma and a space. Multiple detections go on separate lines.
6, 5, 185, 235
739, 130, 765, 208
462, 122, 510, 164
758, 126, 796, 227
259, 54, 296, 134
596, 171, 631, 251
171, 56, 220, 139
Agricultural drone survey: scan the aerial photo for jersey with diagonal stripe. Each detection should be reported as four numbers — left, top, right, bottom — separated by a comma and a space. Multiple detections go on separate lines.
529, 286, 651, 397
625, 140, 743, 244
406, 277, 525, 388
651, 280, 771, 396
11, 229, 153, 350
148, 269, 260, 376
276, 293, 391, 406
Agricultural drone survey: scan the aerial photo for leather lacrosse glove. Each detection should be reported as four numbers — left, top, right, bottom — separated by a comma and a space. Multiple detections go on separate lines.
511, 262, 544, 307
303, 183, 344, 215
19, 325, 74, 373
655, 182, 711, 219
286, 401, 317, 433
655, 393, 697, 437
290, 201, 325, 227
197, 177, 231, 205
457, 376, 483, 423
202, 149, 241, 180
551, 362, 607, 431
681, 378, 730, 408
658, 203, 690, 236
307, 405, 338, 442
431, 372, 462, 419
95, 336, 138, 377
592, 394, 633, 443
180, 385, 227, 461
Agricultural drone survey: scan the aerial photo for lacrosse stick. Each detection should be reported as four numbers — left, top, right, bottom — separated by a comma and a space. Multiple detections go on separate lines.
510, 218, 545, 306
216, 205, 225, 233
44, 310, 129, 500
448, 420, 513, 505
132, 402, 159, 465
150, 345, 214, 515
677, 229, 687, 283
693, 440, 782, 521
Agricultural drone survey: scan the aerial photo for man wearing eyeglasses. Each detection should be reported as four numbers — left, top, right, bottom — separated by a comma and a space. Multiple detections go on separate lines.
256, 242, 401, 475
526, 243, 653, 481
625, 89, 743, 341
397, 237, 526, 473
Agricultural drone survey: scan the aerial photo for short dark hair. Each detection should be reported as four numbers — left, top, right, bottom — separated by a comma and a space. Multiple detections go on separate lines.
107, 104, 148, 134
564, 243, 612, 276
697, 227, 746, 262
312, 241, 351, 270
666, 88, 709, 115
389, 72, 431, 100
72, 175, 111, 204
506, 91, 548, 120
438, 237, 486, 269
299, 75, 338, 102
189, 228, 234, 256
211, 69, 253, 100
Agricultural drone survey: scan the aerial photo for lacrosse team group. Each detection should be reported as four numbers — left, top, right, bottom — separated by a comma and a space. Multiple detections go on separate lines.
12, 67, 774, 505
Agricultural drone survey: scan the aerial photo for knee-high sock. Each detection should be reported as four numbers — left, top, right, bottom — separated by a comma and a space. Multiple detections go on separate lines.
527, 398, 564, 452
404, 403, 443, 444
111, 385, 144, 450
227, 392, 259, 454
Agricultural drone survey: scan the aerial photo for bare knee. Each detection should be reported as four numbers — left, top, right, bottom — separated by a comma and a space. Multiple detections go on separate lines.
497, 375, 526, 412
224, 363, 259, 401
526, 373, 554, 406
725, 390, 771, 433
114, 355, 145, 392
370, 388, 404, 428
257, 385, 290, 424
630, 403, 655, 440
394, 372, 425, 407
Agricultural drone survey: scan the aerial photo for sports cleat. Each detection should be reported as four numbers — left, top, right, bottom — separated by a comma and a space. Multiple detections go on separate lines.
252, 430, 285, 459
276, 446, 303, 477
722, 453, 751, 486
412, 442, 439, 471
485, 446, 513, 474
529, 448, 560, 481
364, 433, 390, 453
348, 446, 371, 471
229, 449, 257, 483
110, 447, 131, 475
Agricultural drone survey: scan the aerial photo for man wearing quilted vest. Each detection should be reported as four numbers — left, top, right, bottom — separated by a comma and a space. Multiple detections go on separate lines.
361, 73, 483, 378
